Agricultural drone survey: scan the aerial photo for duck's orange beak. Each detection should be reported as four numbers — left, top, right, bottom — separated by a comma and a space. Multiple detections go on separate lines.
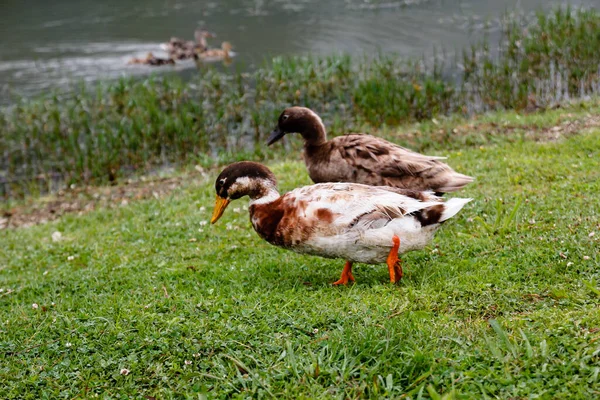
210, 195, 230, 224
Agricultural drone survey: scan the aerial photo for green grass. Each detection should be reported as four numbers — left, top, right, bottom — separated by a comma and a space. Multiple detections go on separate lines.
1, 111, 599, 398
3, 7, 600, 198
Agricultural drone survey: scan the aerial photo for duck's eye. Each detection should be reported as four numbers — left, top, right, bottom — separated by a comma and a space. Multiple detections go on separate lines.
281, 114, 289, 121
219, 178, 227, 186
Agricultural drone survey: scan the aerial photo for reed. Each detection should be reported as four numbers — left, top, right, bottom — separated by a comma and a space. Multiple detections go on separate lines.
2, 7, 600, 199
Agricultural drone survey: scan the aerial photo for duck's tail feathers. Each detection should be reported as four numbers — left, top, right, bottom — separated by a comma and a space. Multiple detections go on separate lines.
441, 198, 473, 222
436, 173, 475, 193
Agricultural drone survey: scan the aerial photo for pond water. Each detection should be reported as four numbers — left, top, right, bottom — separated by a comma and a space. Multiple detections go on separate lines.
1, 0, 598, 104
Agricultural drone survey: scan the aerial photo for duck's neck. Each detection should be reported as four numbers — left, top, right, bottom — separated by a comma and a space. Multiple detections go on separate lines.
301, 116, 328, 147
249, 184, 280, 206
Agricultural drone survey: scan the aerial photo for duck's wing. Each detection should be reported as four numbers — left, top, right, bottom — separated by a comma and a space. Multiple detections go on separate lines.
288, 183, 442, 233
332, 134, 474, 193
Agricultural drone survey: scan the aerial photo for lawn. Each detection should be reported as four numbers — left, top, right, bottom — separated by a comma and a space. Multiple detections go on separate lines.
1, 110, 599, 398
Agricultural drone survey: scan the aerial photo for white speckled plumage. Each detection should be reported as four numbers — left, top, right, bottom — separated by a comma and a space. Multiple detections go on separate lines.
212, 161, 472, 283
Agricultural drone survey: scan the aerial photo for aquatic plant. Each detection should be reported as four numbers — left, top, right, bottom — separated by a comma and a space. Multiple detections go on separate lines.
2, 7, 600, 198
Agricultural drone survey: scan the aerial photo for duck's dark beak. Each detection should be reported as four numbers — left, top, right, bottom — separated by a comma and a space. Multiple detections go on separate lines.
267, 127, 285, 146
210, 195, 230, 224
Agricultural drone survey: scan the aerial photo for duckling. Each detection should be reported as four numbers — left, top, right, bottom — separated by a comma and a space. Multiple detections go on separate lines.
268, 107, 474, 194
210, 161, 471, 284
196, 41, 233, 62
165, 29, 216, 60
128, 53, 175, 66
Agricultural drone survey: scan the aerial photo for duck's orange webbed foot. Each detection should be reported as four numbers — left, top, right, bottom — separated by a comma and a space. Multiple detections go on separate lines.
332, 261, 355, 285
386, 235, 403, 284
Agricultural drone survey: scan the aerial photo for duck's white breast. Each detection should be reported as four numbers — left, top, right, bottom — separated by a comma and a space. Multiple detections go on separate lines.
296, 217, 441, 264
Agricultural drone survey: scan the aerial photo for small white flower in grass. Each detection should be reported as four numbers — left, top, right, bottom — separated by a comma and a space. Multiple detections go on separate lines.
43, 270, 49, 276
198, 228, 204, 233
120, 368, 130, 376
313, 328, 319, 334
233, 207, 241, 213
199, 206, 206, 212
51, 231, 62, 242
65, 342, 72, 348
184, 360, 192, 365
567, 262, 574, 267
67, 255, 75, 261
199, 221, 208, 226
193, 353, 201, 358
589, 232, 596, 238
51, 302, 55, 306
0, 288, 4, 293
32, 303, 39, 309
583, 256, 590, 260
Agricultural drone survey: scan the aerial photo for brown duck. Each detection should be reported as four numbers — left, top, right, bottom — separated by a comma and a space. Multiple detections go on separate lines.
267, 107, 474, 194
128, 52, 175, 66
165, 29, 216, 60
196, 41, 233, 62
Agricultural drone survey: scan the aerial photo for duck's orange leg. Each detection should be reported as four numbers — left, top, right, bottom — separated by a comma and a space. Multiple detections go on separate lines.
386, 235, 403, 283
332, 261, 355, 285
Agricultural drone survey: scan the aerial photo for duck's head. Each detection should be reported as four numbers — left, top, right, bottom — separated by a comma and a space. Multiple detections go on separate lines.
267, 107, 326, 146
211, 161, 277, 224
195, 29, 216, 41
221, 41, 233, 52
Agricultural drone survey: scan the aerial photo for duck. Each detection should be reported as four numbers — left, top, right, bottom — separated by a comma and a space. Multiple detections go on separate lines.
164, 29, 216, 60
194, 29, 216, 52
267, 107, 474, 194
128, 52, 175, 66
210, 161, 471, 284
164, 37, 191, 59
196, 41, 233, 62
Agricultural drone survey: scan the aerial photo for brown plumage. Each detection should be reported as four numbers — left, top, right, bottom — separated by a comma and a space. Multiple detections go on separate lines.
128, 53, 175, 66
196, 41, 233, 61
267, 107, 474, 194
165, 29, 216, 60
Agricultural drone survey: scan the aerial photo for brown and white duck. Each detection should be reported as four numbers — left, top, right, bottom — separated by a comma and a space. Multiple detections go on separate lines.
210, 161, 471, 284
267, 107, 474, 194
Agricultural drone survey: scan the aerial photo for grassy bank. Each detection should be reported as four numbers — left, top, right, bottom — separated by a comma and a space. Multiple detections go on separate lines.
3, 7, 600, 198
1, 107, 599, 397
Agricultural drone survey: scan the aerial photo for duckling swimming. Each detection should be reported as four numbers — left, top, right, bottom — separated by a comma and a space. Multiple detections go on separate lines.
128, 52, 175, 66
165, 29, 216, 60
196, 41, 233, 62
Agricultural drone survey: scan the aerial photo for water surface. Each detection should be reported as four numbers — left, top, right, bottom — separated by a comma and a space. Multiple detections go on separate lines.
1, 0, 598, 103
